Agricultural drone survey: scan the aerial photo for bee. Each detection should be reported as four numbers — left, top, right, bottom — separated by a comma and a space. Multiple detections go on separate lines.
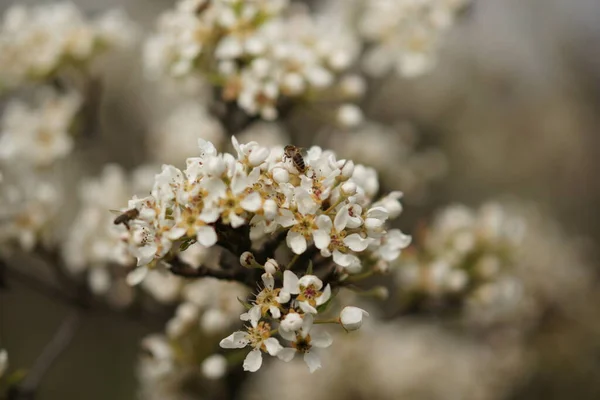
284, 145, 306, 173
111, 208, 139, 230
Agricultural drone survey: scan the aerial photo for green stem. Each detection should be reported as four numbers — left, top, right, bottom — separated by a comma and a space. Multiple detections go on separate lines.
285, 254, 300, 271
314, 318, 340, 325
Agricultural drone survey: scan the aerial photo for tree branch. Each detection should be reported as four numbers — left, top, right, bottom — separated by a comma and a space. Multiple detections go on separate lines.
168, 257, 254, 286
11, 311, 82, 399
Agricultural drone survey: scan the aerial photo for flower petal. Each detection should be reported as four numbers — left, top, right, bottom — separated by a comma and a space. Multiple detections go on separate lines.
304, 351, 322, 373
282, 270, 300, 295
316, 284, 331, 306
299, 301, 318, 314
243, 349, 263, 372
220, 331, 249, 349
263, 338, 282, 356
310, 330, 333, 348
197, 225, 217, 247
334, 206, 349, 232
277, 348, 296, 362
286, 230, 307, 254
312, 229, 331, 250
344, 233, 371, 252
241, 192, 262, 212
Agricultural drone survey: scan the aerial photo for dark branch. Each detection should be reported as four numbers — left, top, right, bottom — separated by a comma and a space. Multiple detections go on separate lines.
11, 311, 82, 399
168, 257, 254, 286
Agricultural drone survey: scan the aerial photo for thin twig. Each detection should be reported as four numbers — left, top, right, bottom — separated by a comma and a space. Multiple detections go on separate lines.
168, 257, 254, 286
13, 311, 82, 399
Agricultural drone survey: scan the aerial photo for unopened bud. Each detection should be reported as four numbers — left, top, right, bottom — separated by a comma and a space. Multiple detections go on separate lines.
264, 258, 279, 274
240, 251, 256, 268
339, 306, 369, 331
280, 311, 303, 332
341, 181, 357, 196
341, 160, 355, 179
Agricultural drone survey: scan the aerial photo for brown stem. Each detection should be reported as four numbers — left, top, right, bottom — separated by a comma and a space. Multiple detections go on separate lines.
168, 257, 256, 287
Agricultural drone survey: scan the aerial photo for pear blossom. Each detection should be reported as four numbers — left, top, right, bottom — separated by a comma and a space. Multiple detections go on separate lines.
279, 271, 331, 314
277, 314, 333, 373
219, 319, 283, 372
0, 2, 137, 89
144, 0, 362, 119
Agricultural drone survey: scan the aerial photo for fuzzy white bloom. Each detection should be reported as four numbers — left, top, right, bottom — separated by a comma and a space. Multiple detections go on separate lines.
329, 122, 447, 201
144, 0, 362, 119
0, 2, 137, 89
396, 202, 538, 324
0, 88, 81, 168
0, 349, 7, 378
0, 172, 61, 251
339, 306, 369, 331
336, 104, 363, 128
149, 101, 225, 165
201, 354, 228, 380
182, 278, 248, 334
359, 0, 469, 77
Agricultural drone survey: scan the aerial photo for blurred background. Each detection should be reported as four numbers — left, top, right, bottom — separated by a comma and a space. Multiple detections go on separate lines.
2, 0, 600, 399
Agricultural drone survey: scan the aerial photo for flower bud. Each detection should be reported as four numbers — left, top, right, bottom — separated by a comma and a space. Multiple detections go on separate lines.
264, 258, 279, 275
202, 354, 228, 380
240, 251, 256, 268
341, 160, 355, 179
272, 167, 289, 183
339, 306, 369, 331
280, 311, 303, 332
341, 181, 357, 196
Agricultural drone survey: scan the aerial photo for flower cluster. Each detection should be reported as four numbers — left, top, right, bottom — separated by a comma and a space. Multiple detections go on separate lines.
220, 267, 371, 372
120, 136, 410, 276
0, 172, 61, 252
144, 0, 362, 120
149, 101, 225, 166
117, 136, 408, 372
397, 203, 526, 311
328, 122, 447, 202
0, 88, 81, 169
0, 2, 136, 89
359, 0, 470, 77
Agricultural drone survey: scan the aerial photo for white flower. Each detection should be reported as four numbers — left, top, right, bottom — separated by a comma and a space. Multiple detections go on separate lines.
241, 273, 284, 324
339, 306, 369, 331
277, 313, 333, 373
219, 320, 282, 372
201, 354, 228, 380
279, 271, 331, 314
